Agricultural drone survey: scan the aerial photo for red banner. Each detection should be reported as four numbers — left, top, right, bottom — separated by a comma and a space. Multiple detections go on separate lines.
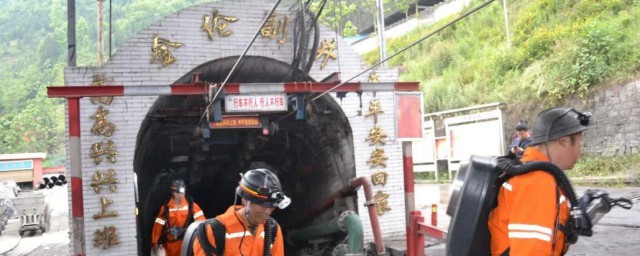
210, 116, 261, 129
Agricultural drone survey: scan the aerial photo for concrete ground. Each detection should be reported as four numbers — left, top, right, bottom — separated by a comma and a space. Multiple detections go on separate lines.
0, 186, 69, 256
1, 184, 637, 255
408, 184, 640, 256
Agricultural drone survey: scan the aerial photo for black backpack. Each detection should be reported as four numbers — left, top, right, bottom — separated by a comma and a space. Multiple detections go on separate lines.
183, 217, 279, 256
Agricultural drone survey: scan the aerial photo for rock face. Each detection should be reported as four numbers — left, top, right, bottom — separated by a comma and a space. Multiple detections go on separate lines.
503, 79, 640, 157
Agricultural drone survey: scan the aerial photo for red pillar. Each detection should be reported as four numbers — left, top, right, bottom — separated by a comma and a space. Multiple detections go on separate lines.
69, 98, 85, 255
403, 141, 416, 254
32, 158, 43, 188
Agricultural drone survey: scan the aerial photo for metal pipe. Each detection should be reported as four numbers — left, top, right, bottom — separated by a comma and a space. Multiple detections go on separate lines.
288, 212, 365, 255
288, 217, 341, 243
351, 177, 386, 254
292, 177, 386, 254
341, 213, 364, 254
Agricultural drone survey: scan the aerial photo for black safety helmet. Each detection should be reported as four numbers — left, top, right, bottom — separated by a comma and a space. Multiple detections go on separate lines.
516, 120, 529, 131
170, 179, 186, 194
530, 107, 591, 145
236, 169, 291, 209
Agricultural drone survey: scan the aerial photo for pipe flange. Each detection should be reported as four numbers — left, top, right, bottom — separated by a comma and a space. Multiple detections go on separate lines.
363, 200, 376, 207
337, 210, 357, 232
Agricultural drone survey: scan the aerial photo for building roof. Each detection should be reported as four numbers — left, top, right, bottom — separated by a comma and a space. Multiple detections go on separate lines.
0, 153, 47, 161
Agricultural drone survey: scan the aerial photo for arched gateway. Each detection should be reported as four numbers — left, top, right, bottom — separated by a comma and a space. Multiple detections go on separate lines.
49, 1, 423, 255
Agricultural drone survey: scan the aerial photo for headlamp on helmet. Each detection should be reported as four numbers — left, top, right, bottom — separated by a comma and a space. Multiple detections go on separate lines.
170, 179, 186, 194
236, 169, 291, 209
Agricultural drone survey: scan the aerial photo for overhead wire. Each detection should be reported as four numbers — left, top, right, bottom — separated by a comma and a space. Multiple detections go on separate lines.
310, 0, 496, 101
197, 0, 284, 127
275, 0, 497, 123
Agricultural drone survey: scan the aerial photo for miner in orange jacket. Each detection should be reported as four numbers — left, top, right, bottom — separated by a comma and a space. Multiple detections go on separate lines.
191, 168, 290, 256
488, 107, 591, 256
151, 179, 206, 256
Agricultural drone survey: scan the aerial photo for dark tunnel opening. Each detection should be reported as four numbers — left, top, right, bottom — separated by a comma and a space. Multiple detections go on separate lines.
134, 56, 359, 255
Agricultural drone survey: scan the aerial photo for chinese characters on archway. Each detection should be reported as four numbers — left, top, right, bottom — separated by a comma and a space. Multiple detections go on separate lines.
147, 9, 342, 71
365, 99, 391, 215
88, 75, 120, 249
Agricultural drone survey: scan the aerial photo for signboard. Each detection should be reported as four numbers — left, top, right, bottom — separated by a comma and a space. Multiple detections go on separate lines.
445, 110, 504, 160
210, 115, 261, 129
225, 94, 288, 113
0, 160, 34, 172
412, 120, 435, 164
395, 92, 424, 141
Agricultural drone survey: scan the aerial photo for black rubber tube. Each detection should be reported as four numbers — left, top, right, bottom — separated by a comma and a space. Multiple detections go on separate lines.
496, 161, 579, 208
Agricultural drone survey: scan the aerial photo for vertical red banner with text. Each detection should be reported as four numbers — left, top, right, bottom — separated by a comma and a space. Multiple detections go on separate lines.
396, 92, 424, 141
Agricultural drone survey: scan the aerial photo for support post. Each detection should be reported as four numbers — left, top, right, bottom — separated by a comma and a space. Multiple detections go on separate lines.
375, 0, 387, 66
431, 204, 437, 226
403, 141, 416, 253
502, 0, 511, 48
67, 0, 76, 66
97, 0, 104, 65
69, 97, 85, 255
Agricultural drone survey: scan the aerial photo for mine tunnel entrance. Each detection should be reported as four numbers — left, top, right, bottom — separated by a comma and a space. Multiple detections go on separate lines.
134, 56, 358, 254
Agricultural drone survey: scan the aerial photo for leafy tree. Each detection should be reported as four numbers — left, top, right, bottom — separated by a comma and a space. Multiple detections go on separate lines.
360, 0, 392, 32
394, 0, 416, 20
311, 0, 359, 36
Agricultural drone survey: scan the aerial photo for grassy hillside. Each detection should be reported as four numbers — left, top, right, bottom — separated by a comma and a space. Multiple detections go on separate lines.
364, 0, 640, 112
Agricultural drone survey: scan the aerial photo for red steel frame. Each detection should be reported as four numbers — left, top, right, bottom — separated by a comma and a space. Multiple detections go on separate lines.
48, 81, 421, 256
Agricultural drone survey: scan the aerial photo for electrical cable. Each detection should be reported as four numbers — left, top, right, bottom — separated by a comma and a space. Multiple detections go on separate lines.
197, 0, 284, 127
274, 0, 497, 125
310, 0, 496, 102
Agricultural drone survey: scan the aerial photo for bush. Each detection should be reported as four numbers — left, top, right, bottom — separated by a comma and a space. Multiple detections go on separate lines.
568, 153, 640, 177
378, 0, 640, 113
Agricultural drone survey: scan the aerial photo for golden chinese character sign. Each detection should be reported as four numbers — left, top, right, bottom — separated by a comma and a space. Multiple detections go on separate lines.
93, 197, 119, 220
91, 169, 119, 193
374, 190, 392, 215
368, 72, 379, 83
315, 38, 337, 69
367, 148, 388, 168
365, 100, 384, 124
366, 126, 387, 146
90, 140, 118, 165
260, 12, 288, 45
90, 75, 113, 105
371, 171, 388, 186
202, 9, 238, 40
94, 226, 120, 249
90, 107, 116, 137
151, 34, 183, 67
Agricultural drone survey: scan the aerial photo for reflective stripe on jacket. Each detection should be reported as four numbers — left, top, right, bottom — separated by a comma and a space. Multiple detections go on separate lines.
488, 147, 570, 256
151, 197, 205, 256
192, 205, 284, 256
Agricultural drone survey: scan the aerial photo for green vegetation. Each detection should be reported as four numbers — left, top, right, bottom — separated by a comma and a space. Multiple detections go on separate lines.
414, 171, 451, 183
0, 0, 209, 164
364, 0, 640, 112
568, 153, 640, 185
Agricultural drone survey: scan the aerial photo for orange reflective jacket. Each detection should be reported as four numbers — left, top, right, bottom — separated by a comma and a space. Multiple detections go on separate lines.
151, 198, 205, 256
192, 206, 284, 256
488, 147, 570, 256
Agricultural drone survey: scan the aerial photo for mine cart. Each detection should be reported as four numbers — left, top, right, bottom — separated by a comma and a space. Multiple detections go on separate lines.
13, 191, 51, 236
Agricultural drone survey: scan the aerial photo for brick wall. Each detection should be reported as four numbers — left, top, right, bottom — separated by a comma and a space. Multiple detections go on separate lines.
64, 0, 405, 254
